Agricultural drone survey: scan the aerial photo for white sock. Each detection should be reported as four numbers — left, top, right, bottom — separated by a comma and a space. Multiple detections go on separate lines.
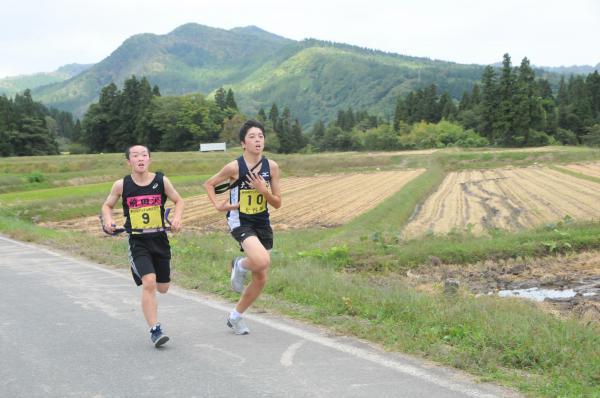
237, 257, 248, 271
230, 309, 242, 320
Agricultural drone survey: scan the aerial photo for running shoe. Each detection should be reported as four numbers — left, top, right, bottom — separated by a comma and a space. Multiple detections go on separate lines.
227, 315, 250, 335
150, 323, 169, 347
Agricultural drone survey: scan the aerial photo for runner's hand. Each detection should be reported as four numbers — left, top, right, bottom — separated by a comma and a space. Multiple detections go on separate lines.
216, 198, 239, 212
247, 172, 267, 194
103, 219, 116, 234
170, 217, 182, 232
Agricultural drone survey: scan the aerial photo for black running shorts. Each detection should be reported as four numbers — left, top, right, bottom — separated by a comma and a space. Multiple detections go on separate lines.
127, 234, 171, 286
231, 225, 273, 251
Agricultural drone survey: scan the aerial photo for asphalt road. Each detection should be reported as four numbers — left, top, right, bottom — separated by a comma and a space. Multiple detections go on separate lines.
0, 235, 520, 398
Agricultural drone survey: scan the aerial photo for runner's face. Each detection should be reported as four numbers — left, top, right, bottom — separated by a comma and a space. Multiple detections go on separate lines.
242, 127, 264, 154
127, 146, 151, 173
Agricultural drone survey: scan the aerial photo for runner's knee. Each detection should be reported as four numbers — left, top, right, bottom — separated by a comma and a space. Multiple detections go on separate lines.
250, 255, 270, 272
157, 283, 169, 294
142, 275, 157, 292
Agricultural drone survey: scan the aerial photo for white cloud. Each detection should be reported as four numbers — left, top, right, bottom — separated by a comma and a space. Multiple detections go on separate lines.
0, 0, 598, 76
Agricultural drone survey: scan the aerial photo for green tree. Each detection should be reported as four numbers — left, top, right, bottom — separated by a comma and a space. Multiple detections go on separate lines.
479, 65, 498, 141
269, 103, 280, 132
257, 108, 267, 123
225, 88, 238, 110
495, 53, 517, 146
439, 92, 457, 120
214, 87, 227, 110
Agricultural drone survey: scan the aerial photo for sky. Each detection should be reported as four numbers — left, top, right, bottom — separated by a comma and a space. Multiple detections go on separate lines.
1, 0, 599, 78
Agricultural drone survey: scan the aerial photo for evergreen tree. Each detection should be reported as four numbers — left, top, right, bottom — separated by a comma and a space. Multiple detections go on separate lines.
568, 75, 593, 138
278, 107, 293, 153
290, 119, 305, 149
439, 92, 457, 120
458, 91, 471, 112
585, 71, 600, 120
310, 119, 326, 149
471, 84, 481, 105
537, 79, 553, 99
495, 53, 517, 145
13, 116, 59, 156
257, 108, 267, 123
214, 87, 227, 110
422, 84, 440, 122
393, 97, 408, 131
269, 103, 279, 132
225, 88, 238, 110
479, 65, 498, 141
0, 95, 13, 133
513, 57, 536, 144
72, 119, 82, 143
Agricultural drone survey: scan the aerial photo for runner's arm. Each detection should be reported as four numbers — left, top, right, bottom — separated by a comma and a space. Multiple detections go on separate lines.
163, 176, 184, 232
203, 161, 240, 212
101, 179, 124, 233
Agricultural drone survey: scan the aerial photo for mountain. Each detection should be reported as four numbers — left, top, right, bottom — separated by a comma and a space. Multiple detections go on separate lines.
0, 63, 93, 96
27, 24, 513, 125
33, 24, 294, 117
538, 63, 600, 75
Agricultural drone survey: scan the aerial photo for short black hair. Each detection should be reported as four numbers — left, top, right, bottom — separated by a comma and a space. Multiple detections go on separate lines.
125, 145, 150, 160
239, 120, 265, 142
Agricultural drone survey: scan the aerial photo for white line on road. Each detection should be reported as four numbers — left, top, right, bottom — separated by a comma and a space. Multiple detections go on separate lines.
281, 340, 305, 367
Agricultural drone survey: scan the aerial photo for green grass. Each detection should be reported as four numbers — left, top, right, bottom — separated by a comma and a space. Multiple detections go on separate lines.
438, 145, 600, 171
550, 165, 600, 184
0, 146, 599, 397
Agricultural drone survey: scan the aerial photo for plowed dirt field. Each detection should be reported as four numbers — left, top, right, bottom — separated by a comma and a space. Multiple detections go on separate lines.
45, 170, 424, 235
403, 166, 600, 238
562, 161, 600, 178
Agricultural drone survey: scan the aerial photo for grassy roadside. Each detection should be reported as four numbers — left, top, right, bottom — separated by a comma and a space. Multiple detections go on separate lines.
1, 214, 598, 397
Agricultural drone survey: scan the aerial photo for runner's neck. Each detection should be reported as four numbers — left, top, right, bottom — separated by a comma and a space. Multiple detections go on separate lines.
131, 171, 155, 187
242, 154, 262, 168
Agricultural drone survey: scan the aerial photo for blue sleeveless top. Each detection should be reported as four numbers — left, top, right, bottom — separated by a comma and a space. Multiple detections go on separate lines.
227, 156, 271, 229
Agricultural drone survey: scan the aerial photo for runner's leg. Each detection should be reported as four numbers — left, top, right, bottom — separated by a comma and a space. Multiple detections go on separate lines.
235, 236, 270, 313
141, 273, 159, 326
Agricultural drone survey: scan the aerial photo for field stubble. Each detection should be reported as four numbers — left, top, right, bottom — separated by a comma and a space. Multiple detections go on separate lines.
403, 165, 600, 238
45, 169, 425, 234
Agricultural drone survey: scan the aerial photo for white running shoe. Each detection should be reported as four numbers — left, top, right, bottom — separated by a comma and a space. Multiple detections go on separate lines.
227, 315, 250, 335
230, 257, 248, 293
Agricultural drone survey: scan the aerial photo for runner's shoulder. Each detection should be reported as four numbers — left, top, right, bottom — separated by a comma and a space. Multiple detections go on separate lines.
224, 160, 239, 174
268, 159, 279, 173
112, 178, 125, 193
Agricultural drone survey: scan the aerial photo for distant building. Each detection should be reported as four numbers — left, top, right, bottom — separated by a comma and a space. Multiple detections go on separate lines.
199, 142, 226, 152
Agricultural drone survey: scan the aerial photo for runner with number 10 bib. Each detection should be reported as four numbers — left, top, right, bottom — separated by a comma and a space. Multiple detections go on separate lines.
203, 120, 282, 335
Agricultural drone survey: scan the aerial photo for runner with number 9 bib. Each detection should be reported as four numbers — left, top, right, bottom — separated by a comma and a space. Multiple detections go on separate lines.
101, 145, 184, 348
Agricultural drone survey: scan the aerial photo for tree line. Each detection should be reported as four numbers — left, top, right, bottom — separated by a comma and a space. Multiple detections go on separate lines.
394, 54, 600, 147
0, 89, 79, 156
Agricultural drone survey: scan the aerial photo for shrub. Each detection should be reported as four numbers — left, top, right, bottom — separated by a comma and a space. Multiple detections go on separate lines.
27, 171, 46, 183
